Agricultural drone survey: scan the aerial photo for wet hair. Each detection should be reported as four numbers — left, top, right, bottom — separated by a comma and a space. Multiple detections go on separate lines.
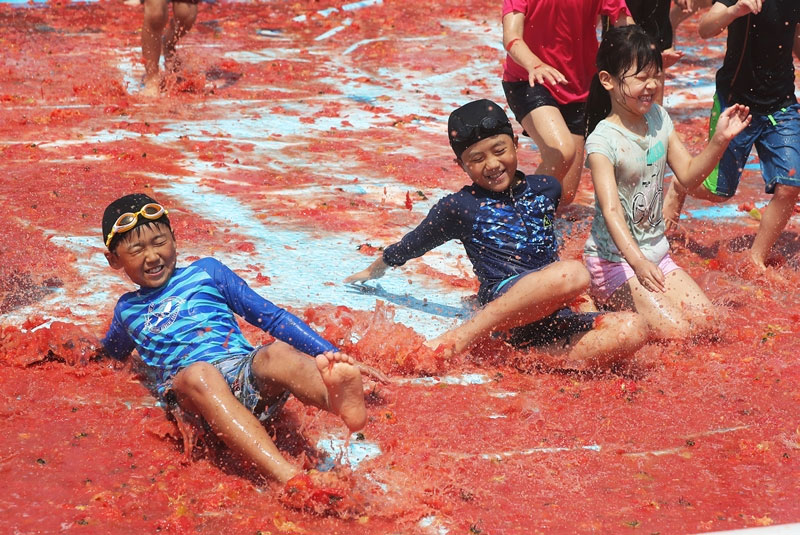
584, 25, 663, 138
102, 193, 171, 253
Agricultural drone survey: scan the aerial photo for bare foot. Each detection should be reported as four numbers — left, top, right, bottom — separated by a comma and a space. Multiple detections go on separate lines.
141, 75, 161, 97
316, 352, 366, 432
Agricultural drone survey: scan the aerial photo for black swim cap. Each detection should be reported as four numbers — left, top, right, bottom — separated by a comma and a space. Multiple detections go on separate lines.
448, 99, 514, 159
102, 193, 170, 251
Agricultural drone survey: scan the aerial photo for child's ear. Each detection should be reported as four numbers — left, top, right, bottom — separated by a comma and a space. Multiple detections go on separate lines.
598, 70, 615, 91
104, 250, 123, 270
455, 157, 467, 172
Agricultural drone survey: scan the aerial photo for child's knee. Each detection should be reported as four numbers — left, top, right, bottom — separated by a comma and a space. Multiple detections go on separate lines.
174, 361, 222, 396
600, 312, 648, 347
143, 0, 169, 27
648, 315, 690, 341
559, 260, 590, 293
772, 183, 800, 202
173, 3, 198, 27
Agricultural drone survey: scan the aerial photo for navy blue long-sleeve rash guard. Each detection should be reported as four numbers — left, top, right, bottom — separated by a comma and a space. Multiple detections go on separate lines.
382, 172, 561, 304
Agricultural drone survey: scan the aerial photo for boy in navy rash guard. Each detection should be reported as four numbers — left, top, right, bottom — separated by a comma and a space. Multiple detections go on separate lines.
347, 99, 648, 370
97, 193, 386, 496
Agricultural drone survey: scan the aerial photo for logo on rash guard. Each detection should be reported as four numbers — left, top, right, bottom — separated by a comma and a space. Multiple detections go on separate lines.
144, 296, 186, 333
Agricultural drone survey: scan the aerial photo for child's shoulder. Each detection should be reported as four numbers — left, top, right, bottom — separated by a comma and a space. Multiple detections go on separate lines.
519, 172, 561, 201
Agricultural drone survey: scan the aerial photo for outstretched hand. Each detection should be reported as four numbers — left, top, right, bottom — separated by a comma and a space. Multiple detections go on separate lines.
344, 257, 388, 284
715, 103, 751, 141
355, 360, 391, 384
528, 63, 567, 87
661, 48, 684, 69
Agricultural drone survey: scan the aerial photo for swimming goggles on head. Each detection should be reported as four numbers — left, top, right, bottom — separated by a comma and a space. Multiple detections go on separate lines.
449, 115, 511, 144
105, 203, 168, 247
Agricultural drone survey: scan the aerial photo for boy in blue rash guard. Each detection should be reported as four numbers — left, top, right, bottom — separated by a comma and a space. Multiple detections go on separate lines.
97, 193, 386, 493
346, 99, 648, 370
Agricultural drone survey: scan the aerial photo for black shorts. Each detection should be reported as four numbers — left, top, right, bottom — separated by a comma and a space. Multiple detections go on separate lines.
624, 0, 673, 52
488, 271, 599, 348
504, 307, 600, 349
502, 81, 587, 136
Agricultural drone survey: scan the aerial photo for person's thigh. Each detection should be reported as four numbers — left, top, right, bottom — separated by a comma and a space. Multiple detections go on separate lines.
521, 106, 575, 160
701, 95, 760, 197
171, 0, 198, 25
660, 268, 713, 311
754, 104, 800, 193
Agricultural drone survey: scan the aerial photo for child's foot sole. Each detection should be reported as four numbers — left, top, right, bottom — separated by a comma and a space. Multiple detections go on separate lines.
316, 354, 366, 432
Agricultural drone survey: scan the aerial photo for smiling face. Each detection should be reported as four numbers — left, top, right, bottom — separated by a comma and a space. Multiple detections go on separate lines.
105, 222, 177, 289
601, 62, 661, 118
458, 133, 519, 192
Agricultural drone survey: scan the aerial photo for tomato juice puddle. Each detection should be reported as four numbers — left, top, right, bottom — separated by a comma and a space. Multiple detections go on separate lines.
2, 0, 800, 533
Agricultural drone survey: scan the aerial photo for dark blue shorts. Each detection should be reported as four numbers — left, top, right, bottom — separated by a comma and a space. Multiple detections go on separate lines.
489, 272, 600, 348
502, 81, 586, 136
703, 95, 800, 197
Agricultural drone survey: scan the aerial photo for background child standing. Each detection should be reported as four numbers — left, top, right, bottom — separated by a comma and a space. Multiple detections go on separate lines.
501, 0, 633, 205
663, 0, 800, 271
140, 0, 198, 96
583, 26, 751, 340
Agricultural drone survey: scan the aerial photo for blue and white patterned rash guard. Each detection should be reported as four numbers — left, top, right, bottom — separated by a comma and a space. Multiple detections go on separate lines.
101, 257, 336, 391
383, 172, 561, 305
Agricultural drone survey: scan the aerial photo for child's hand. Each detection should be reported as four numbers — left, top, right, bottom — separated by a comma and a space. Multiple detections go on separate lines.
355, 361, 391, 384
661, 48, 684, 69
632, 258, 666, 293
344, 258, 388, 284
732, 0, 763, 17
714, 104, 751, 141
528, 63, 567, 87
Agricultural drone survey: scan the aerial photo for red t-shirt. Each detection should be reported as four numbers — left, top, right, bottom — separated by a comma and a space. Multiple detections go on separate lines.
502, 0, 630, 105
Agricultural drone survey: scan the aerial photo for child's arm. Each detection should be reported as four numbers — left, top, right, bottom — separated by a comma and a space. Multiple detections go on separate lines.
589, 153, 667, 292
203, 259, 338, 356
99, 308, 136, 361
666, 103, 751, 190
345, 195, 463, 284
794, 22, 800, 61
502, 11, 567, 87
698, 0, 762, 38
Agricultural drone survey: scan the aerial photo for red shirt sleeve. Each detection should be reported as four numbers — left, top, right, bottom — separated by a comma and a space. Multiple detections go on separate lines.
502, 0, 528, 18
599, 0, 631, 23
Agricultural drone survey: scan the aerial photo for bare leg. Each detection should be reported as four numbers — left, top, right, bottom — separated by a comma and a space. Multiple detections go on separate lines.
429, 260, 589, 354
607, 269, 716, 341
164, 1, 198, 71
171, 361, 300, 483
250, 342, 366, 432
520, 108, 583, 205
750, 184, 800, 268
536, 311, 648, 370
141, 0, 169, 96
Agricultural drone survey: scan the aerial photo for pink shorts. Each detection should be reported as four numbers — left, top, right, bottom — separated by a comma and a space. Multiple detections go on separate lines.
585, 254, 681, 304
